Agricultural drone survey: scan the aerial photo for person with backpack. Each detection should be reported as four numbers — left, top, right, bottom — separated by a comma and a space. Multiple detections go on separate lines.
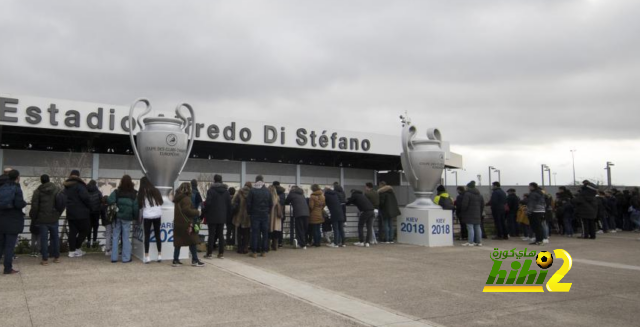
285, 186, 310, 249
87, 180, 103, 248
64, 170, 92, 258
173, 182, 204, 267
29, 174, 62, 265
435, 185, 454, 210
378, 181, 401, 244
0, 170, 26, 274
203, 174, 231, 259
107, 175, 138, 263
137, 177, 164, 264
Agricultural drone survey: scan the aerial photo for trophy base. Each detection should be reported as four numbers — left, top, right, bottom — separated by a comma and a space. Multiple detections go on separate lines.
397, 207, 454, 247
406, 192, 441, 209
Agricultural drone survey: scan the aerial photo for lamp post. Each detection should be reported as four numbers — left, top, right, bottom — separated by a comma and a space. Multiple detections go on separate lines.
570, 149, 577, 185
546, 166, 551, 187
444, 169, 447, 186
495, 169, 501, 184
605, 161, 614, 187
477, 174, 482, 186
553, 172, 557, 186
451, 170, 458, 186
541, 164, 549, 187
489, 166, 495, 186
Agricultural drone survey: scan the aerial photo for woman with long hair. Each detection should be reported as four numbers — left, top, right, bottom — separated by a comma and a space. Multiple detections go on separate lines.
268, 185, 283, 251
107, 175, 138, 263
172, 182, 204, 267
232, 182, 252, 254
138, 177, 164, 263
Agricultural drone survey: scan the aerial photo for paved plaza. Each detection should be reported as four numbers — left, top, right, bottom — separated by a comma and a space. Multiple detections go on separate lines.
2, 232, 639, 327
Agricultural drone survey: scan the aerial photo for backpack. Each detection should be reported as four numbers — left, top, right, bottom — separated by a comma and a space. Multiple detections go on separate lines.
0, 184, 17, 209
55, 190, 67, 214
439, 196, 454, 210
89, 191, 102, 213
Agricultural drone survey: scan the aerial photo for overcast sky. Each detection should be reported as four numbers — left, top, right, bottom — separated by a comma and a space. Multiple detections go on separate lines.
1, 0, 639, 186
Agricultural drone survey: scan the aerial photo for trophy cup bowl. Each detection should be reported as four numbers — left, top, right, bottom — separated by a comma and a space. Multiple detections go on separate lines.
401, 122, 445, 209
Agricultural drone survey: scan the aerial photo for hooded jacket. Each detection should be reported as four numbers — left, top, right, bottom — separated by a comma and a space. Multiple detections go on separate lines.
507, 193, 520, 214
30, 182, 61, 225
334, 184, 347, 204
64, 176, 91, 220
347, 190, 374, 212
247, 181, 273, 217
87, 182, 103, 214
309, 190, 326, 224
324, 189, 345, 222
285, 188, 310, 218
173, 192, 200, 247
378, 186, 401, 219
204, 183, 232, 225
0, 181, 26, 234
108, 188, 139, 221
573, 186, 598, 220
232, 186, 251, 228
458, 187, 483, 224
525, 188, 546, 215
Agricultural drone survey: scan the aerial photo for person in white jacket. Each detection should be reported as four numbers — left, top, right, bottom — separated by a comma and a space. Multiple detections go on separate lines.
137, 177, 164, 264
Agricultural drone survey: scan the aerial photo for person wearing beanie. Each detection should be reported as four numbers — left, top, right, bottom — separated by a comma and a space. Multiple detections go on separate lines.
487, 181, 508, 240
434, 185, 454, 210
64, 170, 92, 257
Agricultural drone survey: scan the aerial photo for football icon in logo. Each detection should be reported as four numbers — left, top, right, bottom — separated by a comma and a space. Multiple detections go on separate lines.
535, 251, 553, 269
166, 134, 178, 146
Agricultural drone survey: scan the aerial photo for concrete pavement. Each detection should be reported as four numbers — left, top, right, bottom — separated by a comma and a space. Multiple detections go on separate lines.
1, 232, 639, 327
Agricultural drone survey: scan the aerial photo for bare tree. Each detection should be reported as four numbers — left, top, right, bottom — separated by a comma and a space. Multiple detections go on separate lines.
197, 173, 215, 196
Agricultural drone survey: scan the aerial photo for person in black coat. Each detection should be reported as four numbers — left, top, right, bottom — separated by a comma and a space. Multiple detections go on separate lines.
572, 181, 598, 239
325, 188, 345, 247
285, 186, 309, 249
333, 182, 347, 223
506, 189, 521, 237
226, 187, 237, 247
204, 174, 232, 259
604, 191, 618, 233
0, 170, 26, 274
87, 180, 103, 248
64, 170, 92, 257
273, 181, 286, 248
347, 189, 374, 247
487, 182, 508, 240
454, 186, 468, 240
246, 175, 273, 257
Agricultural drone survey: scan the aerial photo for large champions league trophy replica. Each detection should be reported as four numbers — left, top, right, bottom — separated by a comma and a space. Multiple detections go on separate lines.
129, 98, 196, 261
398, 114, 453, 247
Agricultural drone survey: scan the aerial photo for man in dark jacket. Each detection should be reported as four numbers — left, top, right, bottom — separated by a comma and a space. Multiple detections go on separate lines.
273, 181, 286, 248
454, 186, 468, 240
87, 180, 103, 248
285, 186, 310, 249
458, 181, 483, 246
191, 179, 203, 210
0, 170, 26, 274
572, 181, 599, 239
506, 189, 520, 237
487, 182, 508, 240
378, 182, 401, 243
204, 174, 232, 259
347, 189, 375, 247
523, 182, 547, 245
325, 187, 345, 247
29, 174, 61, 265
246, 175, 273, 257
333, 182, 347, 223
64, 170, 92, 257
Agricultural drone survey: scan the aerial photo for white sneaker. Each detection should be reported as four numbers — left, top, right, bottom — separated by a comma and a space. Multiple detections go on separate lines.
68, 252, 77, 258
75, 249, 84, 257
521, 237, 529, 241
293, 239, 299, 249
529, 237, 536, 242
144, 257, 150, 264
542, 239, 549, 244
326, 243, 338, 248
105, 251, 111, 256
610, 230, 617, 233
157, 255, 162, 262
461, 242, 474, 247
354, 242, 364, 247
616, 228, 622, 232
475, 243, 483, 247
365, 243, 370, 248
597, 230, 604, 234
302, 246, 307, 250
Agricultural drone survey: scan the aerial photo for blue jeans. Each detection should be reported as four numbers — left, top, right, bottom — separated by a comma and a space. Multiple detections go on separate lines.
174, 244, 198, 262
39, 223, 60, 261
466, 224, 482, 244
251, 215, 269, 253
1, 233, 18, 273
631, 211, 640, 229
563, 215, 574, 236
332, 220, 344, 246
310, 224, 321, 246
542, 220, 549, 239
111, 220, 132, 262
383, 216, 394, 242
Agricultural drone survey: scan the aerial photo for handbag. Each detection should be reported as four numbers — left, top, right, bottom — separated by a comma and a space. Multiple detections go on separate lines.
177, 204, 200, 234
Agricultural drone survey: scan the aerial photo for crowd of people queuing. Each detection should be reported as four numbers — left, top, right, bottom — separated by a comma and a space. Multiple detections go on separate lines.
436, 179, 640, 247
0, 167, 403, 274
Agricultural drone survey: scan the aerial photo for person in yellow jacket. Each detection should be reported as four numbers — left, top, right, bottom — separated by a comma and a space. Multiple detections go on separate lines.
434, 185, 454, 210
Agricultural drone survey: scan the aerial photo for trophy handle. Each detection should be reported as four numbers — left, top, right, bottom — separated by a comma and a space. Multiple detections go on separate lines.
129, 98, 151, 175
175, 103, 196, 176
401, 124, 418, 183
